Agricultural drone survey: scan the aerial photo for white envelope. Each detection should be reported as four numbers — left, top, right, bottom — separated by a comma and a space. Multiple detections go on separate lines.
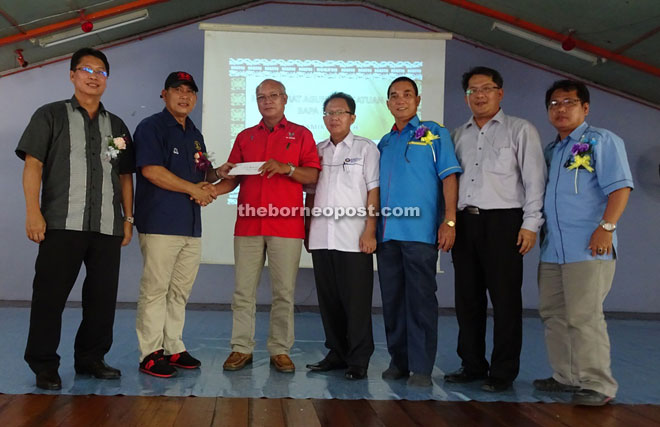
228, 161, 265, 175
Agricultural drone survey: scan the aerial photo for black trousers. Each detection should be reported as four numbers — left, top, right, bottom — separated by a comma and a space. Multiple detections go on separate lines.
451, 208, 523, 382
24, 230, 122, 374
311, 249, 374, 368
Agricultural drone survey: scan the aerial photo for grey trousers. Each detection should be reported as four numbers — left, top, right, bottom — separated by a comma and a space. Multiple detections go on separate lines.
537, 260, 618, 397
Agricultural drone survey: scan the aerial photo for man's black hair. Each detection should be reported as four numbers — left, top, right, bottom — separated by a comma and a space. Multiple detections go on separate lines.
461, 66, 503, 91
387, 76, 418, 98
545, 79, 590, 108
323, 92, 356, 114
70, 47, 110, 75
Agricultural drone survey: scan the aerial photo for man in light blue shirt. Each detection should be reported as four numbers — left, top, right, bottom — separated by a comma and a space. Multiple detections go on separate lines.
534, 80, 633, 406
377, 76, 462, 387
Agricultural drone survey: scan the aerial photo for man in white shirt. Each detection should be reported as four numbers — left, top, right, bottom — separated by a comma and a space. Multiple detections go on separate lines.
446, 66, 547, 392
304, 92, 379, 380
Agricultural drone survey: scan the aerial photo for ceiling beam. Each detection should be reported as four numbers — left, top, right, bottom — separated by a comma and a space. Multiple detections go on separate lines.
0, 0, 168, 47
0, 7, 26, 34
614, 25, 660, 55
438, 0, 660, 77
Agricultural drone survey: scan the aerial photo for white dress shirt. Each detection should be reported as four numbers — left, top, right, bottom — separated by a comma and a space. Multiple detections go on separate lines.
307, 132, 380, 252
451, 109, 547, 232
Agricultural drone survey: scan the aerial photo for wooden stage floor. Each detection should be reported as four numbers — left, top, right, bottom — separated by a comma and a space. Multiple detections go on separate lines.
1, 394, 659, 426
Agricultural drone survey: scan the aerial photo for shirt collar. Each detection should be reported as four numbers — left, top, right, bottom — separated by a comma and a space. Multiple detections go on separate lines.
391, 115, 420, 133
258, 116, 288, 131
318, 131, 355, 150
161, 107, 192, 129
553, 121, 589, 147
70, 95, 106, 114
568, 121, 589, 141
466, 108, 504, 129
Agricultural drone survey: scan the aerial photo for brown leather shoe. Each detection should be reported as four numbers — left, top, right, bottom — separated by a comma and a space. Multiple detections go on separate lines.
223, 351, 253, 371
270, 354, 295, 373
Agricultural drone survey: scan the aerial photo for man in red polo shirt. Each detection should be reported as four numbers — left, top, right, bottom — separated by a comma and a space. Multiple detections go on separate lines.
213, 79, 320, 373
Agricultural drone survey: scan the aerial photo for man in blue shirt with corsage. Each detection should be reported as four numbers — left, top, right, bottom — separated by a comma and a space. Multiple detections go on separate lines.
534, 80, 633, 406
133, 71, 219, 377
377, 76, 462, 387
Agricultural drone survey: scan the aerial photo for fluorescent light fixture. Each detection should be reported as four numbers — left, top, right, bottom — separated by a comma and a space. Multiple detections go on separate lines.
491, 22, 602, 65
35, 9, 149, 48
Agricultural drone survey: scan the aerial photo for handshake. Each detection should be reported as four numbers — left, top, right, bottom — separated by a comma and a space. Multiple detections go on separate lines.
190, 181, 220, 206
189, 162, 237, 206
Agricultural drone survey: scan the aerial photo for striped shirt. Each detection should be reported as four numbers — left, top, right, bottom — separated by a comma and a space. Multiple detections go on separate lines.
16, 96, 135, 236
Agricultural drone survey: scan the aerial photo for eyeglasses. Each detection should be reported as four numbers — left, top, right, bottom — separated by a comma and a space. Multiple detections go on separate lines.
465, 86, 500, 96
323, 111, 353, 117
76, 66, 108, 78
548, 98, 581, 110
256, 93, 283, 103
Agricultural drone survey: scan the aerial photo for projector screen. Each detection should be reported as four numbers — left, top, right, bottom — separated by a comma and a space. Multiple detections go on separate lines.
199, 24, 450, 266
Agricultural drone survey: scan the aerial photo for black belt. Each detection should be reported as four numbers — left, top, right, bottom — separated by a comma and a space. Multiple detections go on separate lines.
460, 206, 522, 215
462, 206, 481, 215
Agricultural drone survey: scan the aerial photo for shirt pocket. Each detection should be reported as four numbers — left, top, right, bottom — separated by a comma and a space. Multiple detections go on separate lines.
276, 141, 301, 165
484, 147, 516, 175
405, 142, 435, 164
337, 158, 367, 206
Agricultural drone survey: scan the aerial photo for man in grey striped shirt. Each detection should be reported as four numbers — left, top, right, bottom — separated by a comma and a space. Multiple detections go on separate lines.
16, 47, 135, 391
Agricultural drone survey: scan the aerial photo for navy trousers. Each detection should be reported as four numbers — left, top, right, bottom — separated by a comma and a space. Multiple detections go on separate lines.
377, 240, 439, 375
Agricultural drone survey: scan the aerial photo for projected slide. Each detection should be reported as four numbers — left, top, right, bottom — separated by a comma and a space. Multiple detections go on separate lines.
230, 58, 422, 142
200, 24, 448, 265
224, 57, 424, 205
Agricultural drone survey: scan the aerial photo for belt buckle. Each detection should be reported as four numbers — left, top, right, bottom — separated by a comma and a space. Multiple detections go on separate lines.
465, 206, 480, 215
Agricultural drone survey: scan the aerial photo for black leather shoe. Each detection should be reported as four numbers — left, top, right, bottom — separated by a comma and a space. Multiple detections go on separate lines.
306, 358, 347, 372
481, 377, 512, 392
444, 367, 487, 383
345, 366, 367, 380
382, 365, 409, 380
36, 370, 62, 390
75, 359, 121, 379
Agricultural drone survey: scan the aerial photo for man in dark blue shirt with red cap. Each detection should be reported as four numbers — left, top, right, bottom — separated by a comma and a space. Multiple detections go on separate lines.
133, 71, 220, 377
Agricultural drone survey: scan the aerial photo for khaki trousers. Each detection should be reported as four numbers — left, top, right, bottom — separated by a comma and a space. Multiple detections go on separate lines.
136, 233, 201, 362
538, 260, 618, 397
231, 236, 302, 355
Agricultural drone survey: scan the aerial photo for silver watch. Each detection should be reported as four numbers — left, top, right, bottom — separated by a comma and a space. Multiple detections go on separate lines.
599, 220, 616, 232
124, 216, 135, 224
287, 162, 296, 177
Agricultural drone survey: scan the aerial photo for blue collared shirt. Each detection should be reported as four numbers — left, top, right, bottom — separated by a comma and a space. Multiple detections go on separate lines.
540, 121, 634, 264
134, 108, 207, 237
378, 115, 462, 245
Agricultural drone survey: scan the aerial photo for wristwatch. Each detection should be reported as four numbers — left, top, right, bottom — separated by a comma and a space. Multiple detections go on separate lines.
599, 220, 616, 232
124, 216, 135, 224
287, 162, 296, 177
444, 219, 456, 228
